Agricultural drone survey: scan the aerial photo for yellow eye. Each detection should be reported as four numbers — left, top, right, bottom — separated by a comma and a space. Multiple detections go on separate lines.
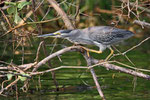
54, 32, 61, 35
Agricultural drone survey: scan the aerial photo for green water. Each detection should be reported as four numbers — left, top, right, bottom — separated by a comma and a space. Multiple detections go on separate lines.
1, 38, 150, 100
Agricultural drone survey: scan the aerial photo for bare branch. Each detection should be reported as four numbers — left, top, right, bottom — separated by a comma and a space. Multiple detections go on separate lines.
32, 46, 82, 72
35, 41, 44, 62
47, 0, 75, 29
134, 20, 150, 28
88, 61, 150, 80
119, 0, 150, 13
30, 66, 88, 76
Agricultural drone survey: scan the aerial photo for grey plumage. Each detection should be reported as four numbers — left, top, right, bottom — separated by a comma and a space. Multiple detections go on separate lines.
38, 26, 134, 52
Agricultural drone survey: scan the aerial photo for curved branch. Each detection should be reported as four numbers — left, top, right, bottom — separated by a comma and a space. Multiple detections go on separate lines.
47, 0, 75, 29
32, 46, 81, 72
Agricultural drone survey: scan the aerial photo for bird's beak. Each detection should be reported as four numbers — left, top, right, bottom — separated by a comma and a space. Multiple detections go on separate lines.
37, 32, 61, 38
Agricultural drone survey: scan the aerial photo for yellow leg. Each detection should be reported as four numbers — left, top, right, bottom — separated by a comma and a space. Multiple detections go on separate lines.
86, 50, 90, 57
80, 46, 102, 57
87, 48, 102, 54
105, 47, 114, 61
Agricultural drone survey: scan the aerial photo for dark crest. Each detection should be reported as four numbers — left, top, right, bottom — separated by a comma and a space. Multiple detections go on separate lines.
59, 30, 73, 33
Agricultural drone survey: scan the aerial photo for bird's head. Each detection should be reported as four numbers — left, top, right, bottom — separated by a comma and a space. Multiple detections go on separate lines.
37, 30, 73, 38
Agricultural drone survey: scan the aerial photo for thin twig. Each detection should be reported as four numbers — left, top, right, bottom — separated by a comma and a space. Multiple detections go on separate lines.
1, 17, 61, 37
30, 66, 87, 75
35, 41, 44, 62
122, 37, 150, 55
0, 78, 20, 94
0, 8, 12, 29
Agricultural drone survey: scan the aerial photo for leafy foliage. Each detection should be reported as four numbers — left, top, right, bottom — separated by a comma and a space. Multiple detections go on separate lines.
5, 1, 31, 24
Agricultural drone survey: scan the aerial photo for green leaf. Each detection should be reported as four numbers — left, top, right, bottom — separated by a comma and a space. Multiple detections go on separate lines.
18, 73, 30, 81
14, 10, 22, 24
5, 2, 16, 5
7, 6, 16, 15
17, 1, 31, 10
7, 74, 13, 80
18, 76, 27, 81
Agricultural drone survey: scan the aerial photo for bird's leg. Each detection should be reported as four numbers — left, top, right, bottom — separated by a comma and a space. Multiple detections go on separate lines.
87, 49, 102, 54
80, 46, 102, 57
87, 50, 90, 57
105, 47, 114, 61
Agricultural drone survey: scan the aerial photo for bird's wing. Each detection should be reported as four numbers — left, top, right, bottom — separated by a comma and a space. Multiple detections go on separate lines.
88, 26, 134, 45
